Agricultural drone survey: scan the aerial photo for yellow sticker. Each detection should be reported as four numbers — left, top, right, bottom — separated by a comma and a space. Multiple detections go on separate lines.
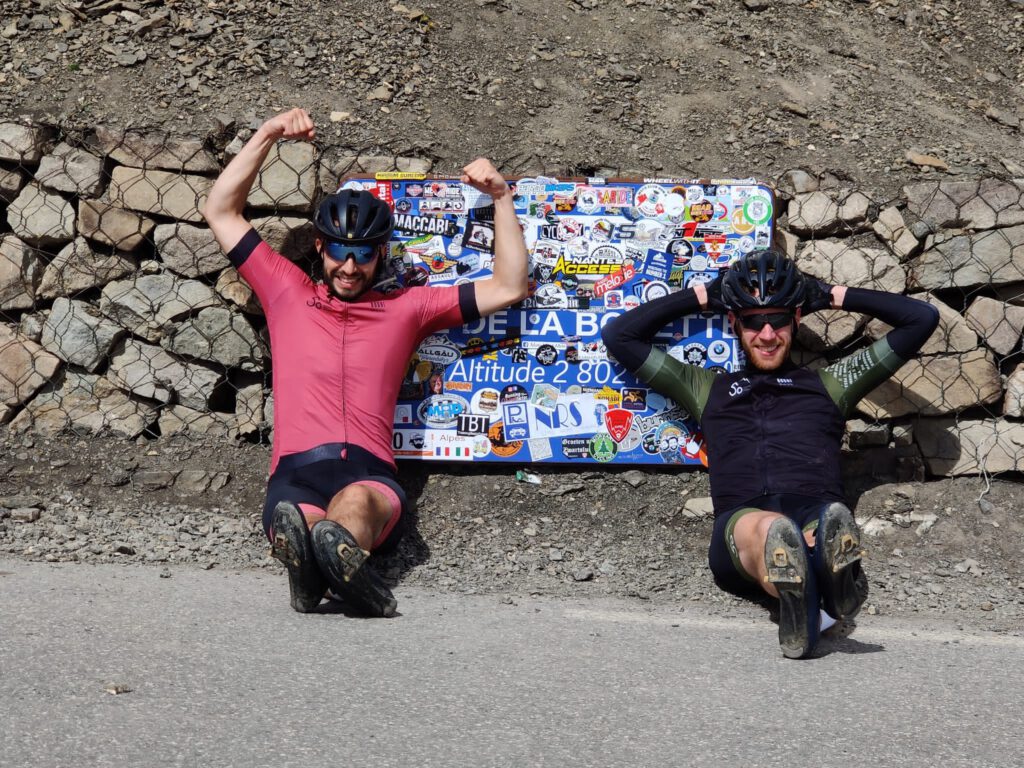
375, 171, 428, 180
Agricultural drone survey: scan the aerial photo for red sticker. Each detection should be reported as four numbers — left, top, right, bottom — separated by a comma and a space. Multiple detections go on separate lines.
604, 408, 634, 443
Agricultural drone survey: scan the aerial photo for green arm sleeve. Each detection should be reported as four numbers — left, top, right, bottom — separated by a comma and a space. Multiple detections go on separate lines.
819, 336, 905, 417
636, 347, 716, 423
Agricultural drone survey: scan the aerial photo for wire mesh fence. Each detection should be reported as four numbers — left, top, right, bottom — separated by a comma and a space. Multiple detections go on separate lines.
0, 119, 1021, 482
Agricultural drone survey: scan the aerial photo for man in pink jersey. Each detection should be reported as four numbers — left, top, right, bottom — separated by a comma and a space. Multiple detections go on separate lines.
204, 108, 528, 616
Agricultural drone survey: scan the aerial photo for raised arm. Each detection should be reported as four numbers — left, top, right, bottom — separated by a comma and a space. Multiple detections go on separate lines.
460, 158, 529, 317
203, 108, 316, 253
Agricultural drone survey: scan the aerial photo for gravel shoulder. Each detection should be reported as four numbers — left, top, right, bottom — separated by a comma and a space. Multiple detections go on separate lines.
2, 430, 1021, 635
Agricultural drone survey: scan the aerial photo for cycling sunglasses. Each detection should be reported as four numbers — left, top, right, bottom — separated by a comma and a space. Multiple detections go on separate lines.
321, 240, 378, 264
736, 311, 795, 332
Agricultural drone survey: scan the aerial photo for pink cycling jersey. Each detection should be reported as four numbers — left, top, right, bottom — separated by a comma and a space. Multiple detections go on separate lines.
229, 230, 476, 473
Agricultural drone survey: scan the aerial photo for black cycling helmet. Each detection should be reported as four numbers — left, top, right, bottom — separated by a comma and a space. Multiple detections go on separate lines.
314, 189, 393, 246
721, 249, 806, 311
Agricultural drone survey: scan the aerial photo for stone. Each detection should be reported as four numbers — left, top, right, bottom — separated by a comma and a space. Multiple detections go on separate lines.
777, 169, 819, 196
0, 325, 62, 420
6, 183, 76, 248
107, 338, 221, 410
174, 469, 231, 495
865, 292, 978, 355
38, 238, 136, 299
905, 150, 948, 171
787, 191, 841, 235
963, 296, 1024, 356
682, 496, 714, 518
77, 199, 156, 251
847, 419, 891, 448
796, 309, 864, 352
395, 156, 433, 175
905, 178, 1024, 232
0, 235, 44, 310
214, 267, 261, 314
873, 206, 906, 242
18, 312, 44, 342
35, 142, 104, 197
94, 126, 219, 172
133, 470, 176, 490
8, 371, 157, 438
40, 298, 126, 372
247, 141, 317, 212
108, 166, 213, 223
234, 382, 265, 437
838, 191, 872, 227
162, 306, 265, 369
0, 166, 26, 203
873, 205, 920, 260
858, 349, 1002, 419
100, 273, 219, 342
798, 240, 906, 293
0, 122, 54, 163
159, 404, 235, 438
1004, 364, 1024, 417
915, 418, 1024, 475
252, 216, 317, 260
774, 228, 799, 259
154, 223, 224, 277
910, 225, 1024, 290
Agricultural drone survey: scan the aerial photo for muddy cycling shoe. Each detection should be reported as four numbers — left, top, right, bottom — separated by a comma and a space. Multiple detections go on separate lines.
270, 501, 327, 613
764, 517, 820, 659
812, 502, 867, 620
311, 520, 397, 618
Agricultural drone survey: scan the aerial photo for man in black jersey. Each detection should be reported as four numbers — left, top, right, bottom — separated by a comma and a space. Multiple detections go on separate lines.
602, 249, 938, 658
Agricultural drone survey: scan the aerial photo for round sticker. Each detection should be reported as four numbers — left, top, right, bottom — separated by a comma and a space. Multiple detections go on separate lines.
689, 200, 714, 223
689, 254, 709, 272
668, 238, 693, 266
642, 281, 671, 302
472, 436, 492, 458
707, 339, 732, 364
635, 184, 665, 217
447, 241, 462, 257
743, 195, 773, 226
680, 342, 707, 366
738, 235, 756, 253
536, 344, 558, 366
662, 193, 686, 218
685, 185, 704, 203
499, 384, 528, 403
577, 189, 600, 214
588, 432, 618, 463
731, 207, 755, 235
617, 423, 643, 453
487, 420, 523, 458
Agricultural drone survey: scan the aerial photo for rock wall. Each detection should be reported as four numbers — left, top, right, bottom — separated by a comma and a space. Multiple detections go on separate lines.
1, 120, 1022, 479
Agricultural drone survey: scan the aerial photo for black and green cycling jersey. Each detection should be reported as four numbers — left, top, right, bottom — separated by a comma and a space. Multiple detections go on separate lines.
602, 286, 939, 515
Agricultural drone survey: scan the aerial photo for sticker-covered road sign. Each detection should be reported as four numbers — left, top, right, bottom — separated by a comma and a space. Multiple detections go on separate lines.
339, 175, 775, 466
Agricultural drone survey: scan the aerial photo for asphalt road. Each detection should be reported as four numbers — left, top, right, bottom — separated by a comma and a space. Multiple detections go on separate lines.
1, 559, 1021, 768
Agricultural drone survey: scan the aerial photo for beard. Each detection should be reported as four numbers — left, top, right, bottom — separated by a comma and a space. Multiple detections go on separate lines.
740, 334, 791, 371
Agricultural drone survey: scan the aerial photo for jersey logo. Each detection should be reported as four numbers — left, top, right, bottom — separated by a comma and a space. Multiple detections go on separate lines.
777, 377, 794, 386
728, 377, 750, 398
370, 300, 386, 311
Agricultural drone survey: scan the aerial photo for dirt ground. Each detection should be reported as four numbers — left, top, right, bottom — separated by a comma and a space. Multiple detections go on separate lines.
3, 0, 1023, 197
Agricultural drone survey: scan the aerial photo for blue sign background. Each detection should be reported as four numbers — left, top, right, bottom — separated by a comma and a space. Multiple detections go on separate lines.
340, 176, 775, 466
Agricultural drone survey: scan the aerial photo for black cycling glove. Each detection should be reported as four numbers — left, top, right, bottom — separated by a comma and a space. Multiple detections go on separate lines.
704, 271, 729, 313
801, 277, 834, 314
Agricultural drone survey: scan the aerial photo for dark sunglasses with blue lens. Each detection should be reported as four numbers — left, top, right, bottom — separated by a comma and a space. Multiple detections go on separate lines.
322, 240, 378, 264
737, 311, 795, 332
